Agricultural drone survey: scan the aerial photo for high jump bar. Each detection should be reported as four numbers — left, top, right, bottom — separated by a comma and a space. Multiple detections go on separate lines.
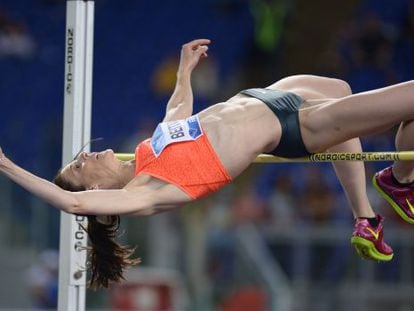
115, 151, 414, 163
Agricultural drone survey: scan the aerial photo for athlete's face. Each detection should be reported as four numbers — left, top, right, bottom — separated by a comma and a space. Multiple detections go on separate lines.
60, 149, 123, 190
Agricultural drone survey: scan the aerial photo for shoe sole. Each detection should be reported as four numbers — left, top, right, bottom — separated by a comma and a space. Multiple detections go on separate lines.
350, 236, 393, 261
372, 175, 414, 224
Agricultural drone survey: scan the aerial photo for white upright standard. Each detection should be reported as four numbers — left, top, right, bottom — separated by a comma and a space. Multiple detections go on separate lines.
59, 0, 94, 310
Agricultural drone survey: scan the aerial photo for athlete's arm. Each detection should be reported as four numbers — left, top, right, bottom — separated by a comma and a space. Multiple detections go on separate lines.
71, 188, 156, 216
0, 150, 79, 213
0, 147, 156, 216
163, 39, 210, 122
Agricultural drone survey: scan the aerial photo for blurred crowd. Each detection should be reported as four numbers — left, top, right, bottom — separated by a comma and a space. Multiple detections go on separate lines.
27, 250, 59, 309
0, 6, 36, 59
322, 0, 414, 90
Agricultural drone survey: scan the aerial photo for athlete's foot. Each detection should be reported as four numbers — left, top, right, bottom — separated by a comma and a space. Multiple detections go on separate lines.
373, 166, 414, 224
351, 215, 393, 261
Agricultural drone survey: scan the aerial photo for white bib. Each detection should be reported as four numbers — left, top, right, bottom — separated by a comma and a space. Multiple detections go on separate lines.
151, 115, 203, 157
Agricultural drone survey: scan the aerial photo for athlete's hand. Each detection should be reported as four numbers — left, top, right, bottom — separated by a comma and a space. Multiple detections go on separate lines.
178, 39, 210, 73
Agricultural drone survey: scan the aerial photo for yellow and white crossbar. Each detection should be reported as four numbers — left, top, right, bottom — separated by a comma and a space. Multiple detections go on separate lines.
115, 151, 414, 163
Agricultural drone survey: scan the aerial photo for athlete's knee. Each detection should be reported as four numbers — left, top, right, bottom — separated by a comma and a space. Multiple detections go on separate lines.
268, 74, 315, 89
325, 78, 352, 98
290, 75, 352, 97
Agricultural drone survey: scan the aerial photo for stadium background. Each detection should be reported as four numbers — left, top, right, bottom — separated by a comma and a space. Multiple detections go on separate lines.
0, 0, 414, 310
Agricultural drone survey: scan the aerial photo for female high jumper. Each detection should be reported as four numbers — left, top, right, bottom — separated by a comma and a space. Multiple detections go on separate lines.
1, 39, 413, 288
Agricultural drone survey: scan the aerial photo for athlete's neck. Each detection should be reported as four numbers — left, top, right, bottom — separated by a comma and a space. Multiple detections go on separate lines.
119, 160, 136, 187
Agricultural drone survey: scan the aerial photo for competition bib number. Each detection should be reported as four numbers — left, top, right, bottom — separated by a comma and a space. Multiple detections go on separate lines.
151, 115, 203, 157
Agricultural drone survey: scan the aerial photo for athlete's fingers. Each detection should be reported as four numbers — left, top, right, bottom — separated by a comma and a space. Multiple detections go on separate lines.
190, 39, 211, 47
182, 39, 211, 50
196, 45, 209, 54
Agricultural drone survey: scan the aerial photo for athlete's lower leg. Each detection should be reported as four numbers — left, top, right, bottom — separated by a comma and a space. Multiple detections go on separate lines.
328, 138, 375, 218
392, 121, 414, 183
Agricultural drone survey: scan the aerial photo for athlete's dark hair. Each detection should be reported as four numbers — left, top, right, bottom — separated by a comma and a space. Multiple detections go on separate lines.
53, 169, 140, 289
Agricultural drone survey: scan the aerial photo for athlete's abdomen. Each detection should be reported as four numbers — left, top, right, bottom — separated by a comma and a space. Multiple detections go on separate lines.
198, 98, 282, 177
